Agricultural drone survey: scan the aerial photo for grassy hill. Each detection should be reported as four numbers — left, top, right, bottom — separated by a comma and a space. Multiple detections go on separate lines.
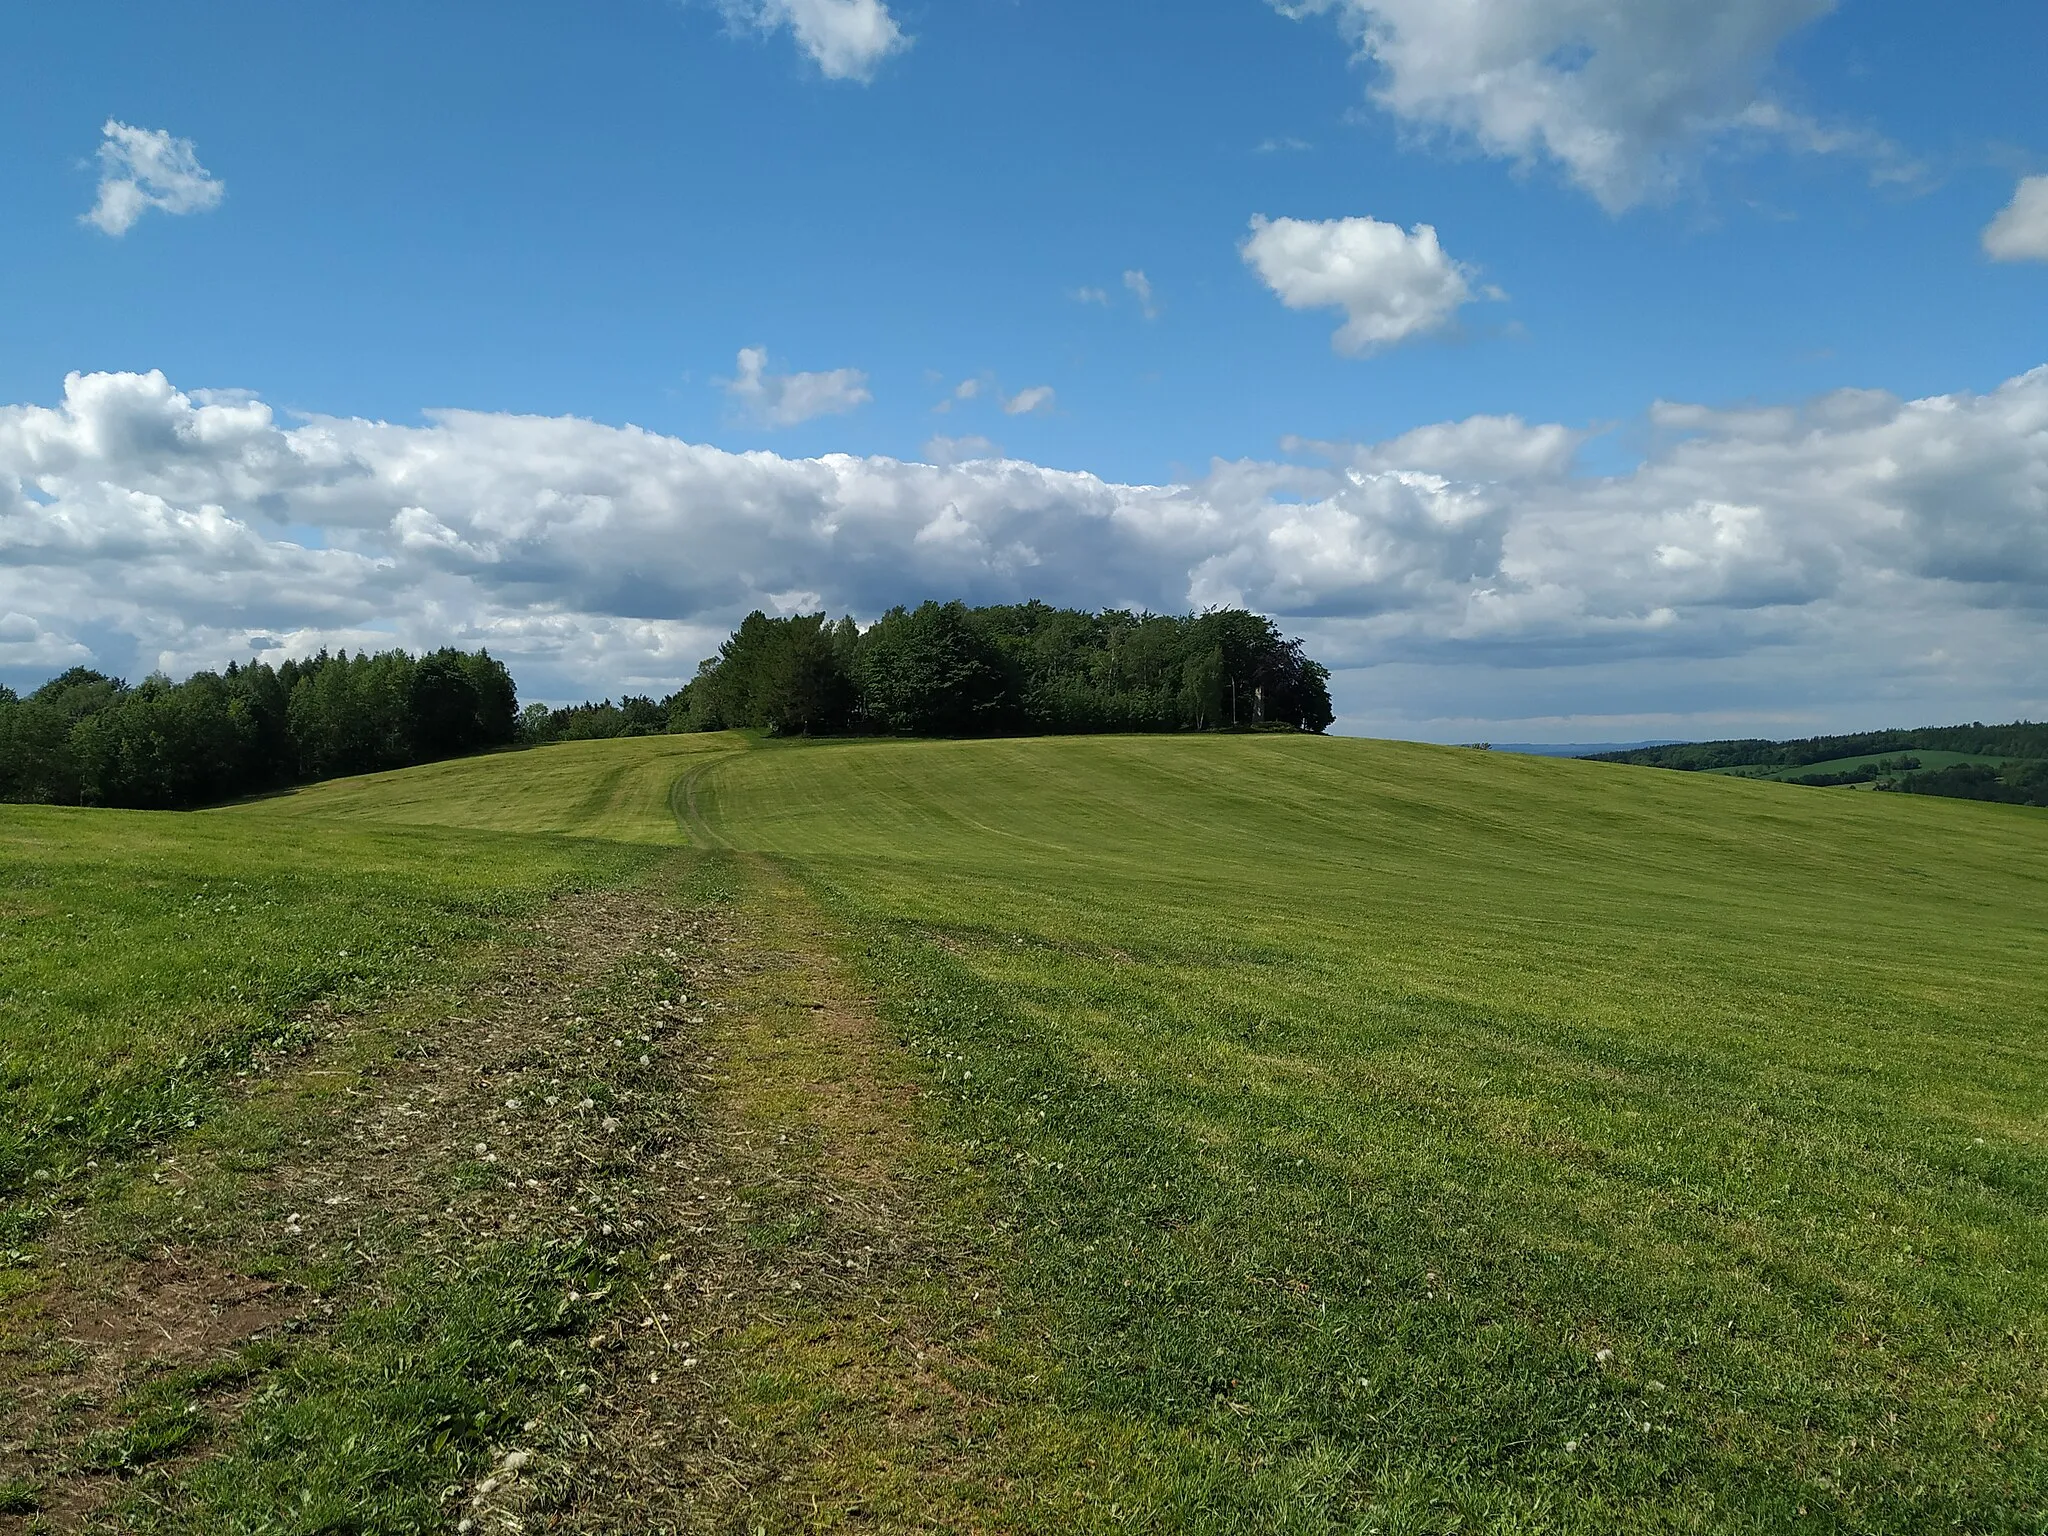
4, 734, 2045, 1530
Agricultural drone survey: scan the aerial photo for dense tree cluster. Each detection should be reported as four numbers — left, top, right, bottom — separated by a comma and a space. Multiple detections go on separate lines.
673, 601, 1334, 737
0, 649, 518, 810
518, 695, 672, 744
1896, 761, 2048, 808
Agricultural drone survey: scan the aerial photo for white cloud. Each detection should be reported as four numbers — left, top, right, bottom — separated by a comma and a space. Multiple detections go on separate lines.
724, 347, 872, 427
1242, 215, 1486, 354
1984, 176, 2048, 263
0, 612, 92, 671
1319, 414, 1587, 481
932, 377, 985, 415
1273, 0, 1873, 210
1073, 287, 1111, 306
724, 0, 907, 81
4, 366, 2047, 730
924, 434, 1002, 466
1003, 385, 1057, 416
1124, 269, 1160, 319
83, 121, 225, 237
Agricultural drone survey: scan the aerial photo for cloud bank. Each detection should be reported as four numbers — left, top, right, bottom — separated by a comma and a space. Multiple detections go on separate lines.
2, 367, 2044, 729
83, 121, 225, 237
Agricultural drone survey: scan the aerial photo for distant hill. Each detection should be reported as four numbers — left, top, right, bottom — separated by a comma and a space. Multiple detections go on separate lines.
1589, 722, 2048, 808
1486, 741, 1689, 757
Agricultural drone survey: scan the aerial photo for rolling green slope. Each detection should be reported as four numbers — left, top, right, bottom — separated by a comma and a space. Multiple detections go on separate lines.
11, 733, 2045, 1529
4, 735, 731, 1197
230, 732, 741, 843
687, 735, 2048, 1529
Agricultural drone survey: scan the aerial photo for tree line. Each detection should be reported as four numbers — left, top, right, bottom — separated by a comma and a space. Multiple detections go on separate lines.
1590, 722, 2048, 772
666, 601, 1334, 737
1895, 760, 2048, 808
1785, 755, 1920, 787
0, 649, 518, 810
2, 603, 1334, 811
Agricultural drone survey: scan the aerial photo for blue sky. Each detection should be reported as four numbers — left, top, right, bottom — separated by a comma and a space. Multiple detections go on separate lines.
2, 0, 2045, 738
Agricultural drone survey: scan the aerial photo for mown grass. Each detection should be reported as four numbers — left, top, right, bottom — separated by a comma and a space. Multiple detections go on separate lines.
0, 806, 656, 1247
10, 730, 2047, 1530
135, 1239, 614, 1534
690, 735, 2048, 1531
234, 732, 740, 843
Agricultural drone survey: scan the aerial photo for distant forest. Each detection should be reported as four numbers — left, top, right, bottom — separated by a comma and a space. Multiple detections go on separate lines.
1591, 724, 2048, 808
0, 650, 519, 811
1, 603, 1332, 811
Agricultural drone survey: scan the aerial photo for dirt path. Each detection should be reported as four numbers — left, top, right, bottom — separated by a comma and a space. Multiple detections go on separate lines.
0, 850, 1009, 1533
567, 853, 1019, 1533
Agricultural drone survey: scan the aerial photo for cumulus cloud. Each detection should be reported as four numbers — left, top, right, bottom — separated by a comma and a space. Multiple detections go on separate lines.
724, 347, 872, 426
724, 0, 907, 81
1984, 176, 2048, 263
1243, 215, 1487, 354
83, 121, 225, 237
1273, 0, 1881, 210
0, 612, 93, 670
1003, 385, 1057, 416
3, 366, 2046, 727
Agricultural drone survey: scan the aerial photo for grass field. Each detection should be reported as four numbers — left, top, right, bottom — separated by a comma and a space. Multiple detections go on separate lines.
0, 804, 659, 1228
235, 733, 741, 843
687, 737, 2048, 1530
4, 733, 2045, 1531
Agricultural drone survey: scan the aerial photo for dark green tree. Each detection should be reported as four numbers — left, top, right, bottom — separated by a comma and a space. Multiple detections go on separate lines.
3, 646, 526, 810
856, 602, 1012, 736
756, 614, 854, 735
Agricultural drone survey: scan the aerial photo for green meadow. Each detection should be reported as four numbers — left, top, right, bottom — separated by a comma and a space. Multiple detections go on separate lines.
686, 737, 2048, 1529
3, 733, 2045, 1531
0, 801, 662, 1221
